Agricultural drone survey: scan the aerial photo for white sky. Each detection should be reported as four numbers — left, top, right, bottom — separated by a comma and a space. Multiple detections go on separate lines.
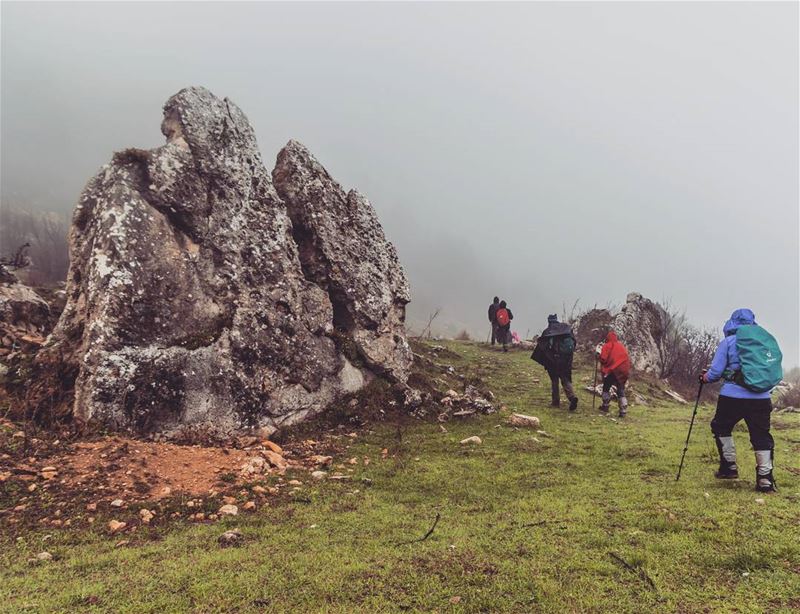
2, 1, 798, 365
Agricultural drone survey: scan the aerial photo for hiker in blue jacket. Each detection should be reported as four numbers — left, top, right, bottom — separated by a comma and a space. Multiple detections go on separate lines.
700, 309, 776, 492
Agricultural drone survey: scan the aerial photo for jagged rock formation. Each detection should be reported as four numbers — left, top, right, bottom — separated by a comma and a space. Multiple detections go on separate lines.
273, 141, 412, 381
574, 292, 668, 374
610, 293, 668, 373
37, 86, 411, 436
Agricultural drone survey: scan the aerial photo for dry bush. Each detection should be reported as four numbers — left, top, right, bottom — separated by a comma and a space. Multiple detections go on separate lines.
0, 207, 69, 286
454, 329, 471, 341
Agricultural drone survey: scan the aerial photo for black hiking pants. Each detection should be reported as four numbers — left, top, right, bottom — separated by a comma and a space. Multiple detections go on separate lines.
490, 322, 499, 345
710, 395, 774, 451
547, 368, 575, 406
602, 372, 625, 398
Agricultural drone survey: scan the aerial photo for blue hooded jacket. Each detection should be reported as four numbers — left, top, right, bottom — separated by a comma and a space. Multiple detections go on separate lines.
705, 308, 771, 399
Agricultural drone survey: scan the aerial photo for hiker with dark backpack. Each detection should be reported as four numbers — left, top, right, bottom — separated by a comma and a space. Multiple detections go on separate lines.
700, 309, 783, 493
488, 296, 500, 345
495, 300, 513, 352
597, 331, 631, 417
531, 314, 578, 410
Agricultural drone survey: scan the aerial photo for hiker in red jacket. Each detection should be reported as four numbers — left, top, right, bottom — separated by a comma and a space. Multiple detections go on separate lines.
597, 331, 631, 417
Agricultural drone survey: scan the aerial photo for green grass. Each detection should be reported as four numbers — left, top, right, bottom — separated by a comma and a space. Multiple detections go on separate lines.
2, 341, 799, 613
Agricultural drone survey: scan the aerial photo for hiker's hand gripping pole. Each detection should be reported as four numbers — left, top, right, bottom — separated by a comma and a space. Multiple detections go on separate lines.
676, 381, 704, 481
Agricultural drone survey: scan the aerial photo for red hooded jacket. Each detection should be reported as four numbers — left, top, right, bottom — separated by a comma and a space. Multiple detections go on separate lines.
599, 331, 631, 382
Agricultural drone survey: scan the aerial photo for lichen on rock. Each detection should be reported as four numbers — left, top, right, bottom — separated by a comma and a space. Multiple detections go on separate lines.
37, 86, 412, 436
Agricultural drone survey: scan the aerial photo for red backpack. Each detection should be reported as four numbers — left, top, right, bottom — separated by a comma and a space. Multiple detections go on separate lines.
495, 308, 510, 327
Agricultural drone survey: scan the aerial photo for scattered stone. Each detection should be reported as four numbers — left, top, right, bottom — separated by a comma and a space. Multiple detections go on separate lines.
243, 501, 256, 511
262, 440, 283, 455
263, 451, 287, 471
110, 499, 124, 508
251, 485, 267, 495
86, 502, 97, 512
460, 436, 482, 445
35, 551, 52, 561
107, 520, 127, 535
115, 540, 130, 548
755, 498, 765, 505
139, 509, 154, 524
311, 471, 327, 481
507, 414, 541, 429
219, 504, 238, 517
218, 529, 243, 547
310, 455, 333, 467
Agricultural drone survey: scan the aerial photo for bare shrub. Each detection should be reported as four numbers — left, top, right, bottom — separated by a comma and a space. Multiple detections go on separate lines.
454, 329, 471, 341
0, 207, 69, 286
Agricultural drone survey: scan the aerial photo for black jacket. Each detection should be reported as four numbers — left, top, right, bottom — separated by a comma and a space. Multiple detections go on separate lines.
488, 303, 499, 323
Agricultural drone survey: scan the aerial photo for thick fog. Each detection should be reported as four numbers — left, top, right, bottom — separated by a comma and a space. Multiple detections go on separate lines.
2, 2, 798, 365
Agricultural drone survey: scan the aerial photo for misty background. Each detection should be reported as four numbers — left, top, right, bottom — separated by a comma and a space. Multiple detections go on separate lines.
1, 2, 798, 366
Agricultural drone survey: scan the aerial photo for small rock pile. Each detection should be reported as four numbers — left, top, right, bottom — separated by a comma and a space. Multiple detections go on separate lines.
438, 386, 495, 421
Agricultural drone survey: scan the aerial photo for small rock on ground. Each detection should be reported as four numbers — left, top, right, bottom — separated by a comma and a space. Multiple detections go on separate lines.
460, 436, 482, 445
218, 529, 243, 547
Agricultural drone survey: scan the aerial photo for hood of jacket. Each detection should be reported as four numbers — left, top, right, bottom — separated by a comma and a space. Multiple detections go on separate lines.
606, 330, 618, 343
723, 309, 756, 336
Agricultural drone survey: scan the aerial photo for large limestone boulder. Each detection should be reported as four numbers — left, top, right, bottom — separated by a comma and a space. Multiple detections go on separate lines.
37, 86, 411, 435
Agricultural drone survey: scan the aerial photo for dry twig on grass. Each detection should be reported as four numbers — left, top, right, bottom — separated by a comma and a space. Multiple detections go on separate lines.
395, 512, 441, 546
608, 552, 657, 591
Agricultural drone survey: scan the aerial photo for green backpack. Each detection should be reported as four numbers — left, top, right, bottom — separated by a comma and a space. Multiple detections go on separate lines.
732, 325, 783, 393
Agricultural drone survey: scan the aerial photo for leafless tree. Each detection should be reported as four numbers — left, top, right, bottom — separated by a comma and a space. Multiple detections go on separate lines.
656, 299, 688, 379
0, 207, 69, 285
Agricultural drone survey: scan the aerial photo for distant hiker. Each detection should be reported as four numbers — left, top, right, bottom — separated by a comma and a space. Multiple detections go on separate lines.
700, 309, 783, 492
488, 296, 500, 345
531, 314, 578, 410
495, 300, 513, 352
596, 331, 631, 417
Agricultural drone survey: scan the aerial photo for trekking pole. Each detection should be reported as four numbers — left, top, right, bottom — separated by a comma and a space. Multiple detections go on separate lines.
591, 356, 598, 411
676, 382, 704, 481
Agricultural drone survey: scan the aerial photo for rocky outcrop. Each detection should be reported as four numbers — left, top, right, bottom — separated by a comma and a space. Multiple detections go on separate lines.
611, 293, 668, 373
574, 293, 667, 374
36, 86, 411, 436
572, 308, 613, 351
272, 141, 412, 382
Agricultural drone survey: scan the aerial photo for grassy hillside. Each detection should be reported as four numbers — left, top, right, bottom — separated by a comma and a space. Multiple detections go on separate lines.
2, 341, 799, 613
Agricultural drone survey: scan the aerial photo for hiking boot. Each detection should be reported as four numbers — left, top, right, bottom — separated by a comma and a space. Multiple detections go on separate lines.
755, 472, 777, 493
715, 461, 739, 479
599, 404, 610, 413
569, 397, 578, 411
755, 450, 776, 492
618, 408, 627, 418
